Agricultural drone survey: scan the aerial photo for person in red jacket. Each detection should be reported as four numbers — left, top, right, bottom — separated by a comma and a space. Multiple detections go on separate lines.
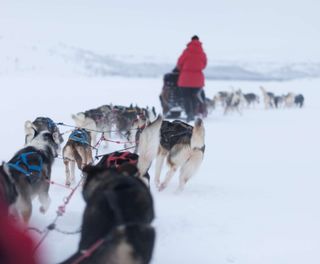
177, 35, 207, 122
0, 202, 38, 264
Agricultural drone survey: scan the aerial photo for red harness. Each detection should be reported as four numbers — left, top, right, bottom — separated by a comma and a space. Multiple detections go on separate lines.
104, 151, 138, 169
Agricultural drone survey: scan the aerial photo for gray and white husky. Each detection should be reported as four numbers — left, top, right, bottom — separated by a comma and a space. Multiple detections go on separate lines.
224, 90, 245, 115
72, 104, 113, 147
24, 116, 64, 145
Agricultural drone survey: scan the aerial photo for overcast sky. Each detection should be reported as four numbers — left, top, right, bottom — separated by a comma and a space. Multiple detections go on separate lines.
1, 0, 320, 63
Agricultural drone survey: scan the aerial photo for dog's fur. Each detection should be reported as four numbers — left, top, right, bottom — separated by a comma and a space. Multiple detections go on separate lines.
63, 129, 93, 187
0, 164, 18, 213
224, 90, 244, 115
72, 104, 113, 147
294, 94, 304, 108
243, 93, 260, 107
274, 95, 285, 108
135, 115, 162, 181
24, 117, 64, 145
72, 105, 157, 149
213, 91, 230, 108
60, 165, 155, 264
154, 118, 205, 192
260, 86, 275, 109
5, 131, 60, 223
284, 92, 296, 108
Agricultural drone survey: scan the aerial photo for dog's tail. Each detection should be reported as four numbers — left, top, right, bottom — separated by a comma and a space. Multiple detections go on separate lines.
71, 113, 86, 126
137, 115, 162, 178
191, 118, 205, 149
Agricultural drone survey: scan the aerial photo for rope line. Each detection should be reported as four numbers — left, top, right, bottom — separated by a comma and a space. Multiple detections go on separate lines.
32, 175, 84, 254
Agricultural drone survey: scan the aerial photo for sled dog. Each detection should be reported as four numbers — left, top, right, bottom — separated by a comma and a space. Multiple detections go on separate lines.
154, 118, 205, 192
63, 129, 93, 186
24, 117, 64, 145
4, 131, 60, 222
260, 86, 275, 109
60, 165, 155, 264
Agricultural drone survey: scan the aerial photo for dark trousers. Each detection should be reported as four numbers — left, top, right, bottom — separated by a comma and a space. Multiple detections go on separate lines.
180, 87, 201, 120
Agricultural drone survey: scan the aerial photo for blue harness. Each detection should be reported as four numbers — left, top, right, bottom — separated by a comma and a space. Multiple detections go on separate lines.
46, 118, 55, 131
69, 129, 90, 145
8, 152, 43, 184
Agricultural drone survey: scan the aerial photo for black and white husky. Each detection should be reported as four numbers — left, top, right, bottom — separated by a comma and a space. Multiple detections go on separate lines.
60, 165, 155, 264
154, 118, 205, 192
3, 131, 60, 223
24, 116, 64, 145
243, 93, 260, 107
0, 164, 18, 213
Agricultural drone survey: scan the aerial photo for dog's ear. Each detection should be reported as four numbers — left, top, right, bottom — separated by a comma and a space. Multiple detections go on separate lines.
52, 132, 61, 145
24, 120, 37, 145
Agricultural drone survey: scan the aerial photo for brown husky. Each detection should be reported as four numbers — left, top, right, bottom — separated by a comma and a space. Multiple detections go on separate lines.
63, 129, 93, 186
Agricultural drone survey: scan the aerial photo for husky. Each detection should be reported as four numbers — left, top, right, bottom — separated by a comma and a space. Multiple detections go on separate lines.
95, 151, 151, 186
154, 118, 205, 192
243, 93, 260, 107
4, 131, 60, 223
224, 90, 244, 115
60, 165, 155, 264
92, 115, 162, 188
63, 129, 93, 187
112, 105, 157, 148
260, 86, 275, 109
273, 95, 285, 108
24, 117, 64, 145
213, 91, 230, 108
294, 94, 304, 108
284, 92, 296, 108
72, 104, 113, 147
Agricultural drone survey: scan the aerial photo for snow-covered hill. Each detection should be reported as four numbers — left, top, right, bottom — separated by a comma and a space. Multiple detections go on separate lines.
1, 37, 320, 80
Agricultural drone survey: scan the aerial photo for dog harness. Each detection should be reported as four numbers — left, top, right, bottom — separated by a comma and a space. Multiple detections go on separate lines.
69, 129, 90, 145
8, 152, 43, 184
104, 152, 138, 169
160, 120, 193, 150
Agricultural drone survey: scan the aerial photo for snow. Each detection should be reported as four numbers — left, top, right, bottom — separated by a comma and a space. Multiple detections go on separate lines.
1, 76, 319, 264
2, 38, 320, 80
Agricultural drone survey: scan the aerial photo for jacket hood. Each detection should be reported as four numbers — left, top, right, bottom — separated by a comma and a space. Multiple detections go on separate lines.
186, 40, 203, 53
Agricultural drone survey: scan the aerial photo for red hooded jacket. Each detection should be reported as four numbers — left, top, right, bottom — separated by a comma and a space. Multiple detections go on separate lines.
177, 39, 207, 88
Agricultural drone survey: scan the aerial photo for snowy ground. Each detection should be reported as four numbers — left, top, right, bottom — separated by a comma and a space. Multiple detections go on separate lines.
0, 77, 319, 264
